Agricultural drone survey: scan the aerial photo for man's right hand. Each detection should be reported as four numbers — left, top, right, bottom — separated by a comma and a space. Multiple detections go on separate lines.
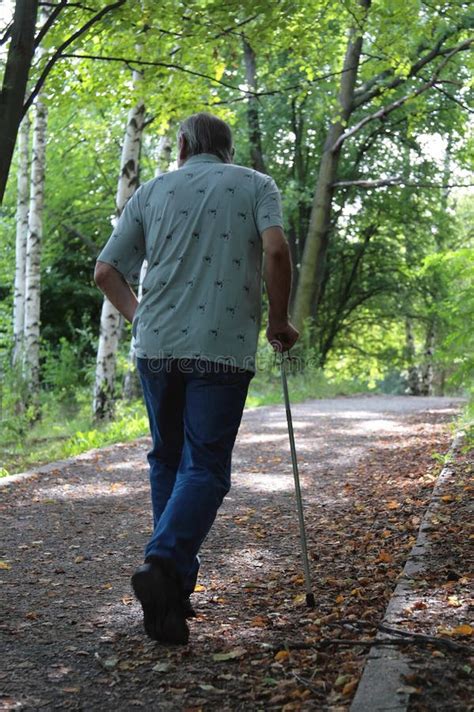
266, 319, 299, 352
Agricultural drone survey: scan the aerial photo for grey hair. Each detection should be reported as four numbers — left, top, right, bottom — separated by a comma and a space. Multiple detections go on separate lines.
178, 112, 234, 163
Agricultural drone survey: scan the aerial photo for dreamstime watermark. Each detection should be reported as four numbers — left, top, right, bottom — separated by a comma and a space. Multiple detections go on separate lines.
137, 348, 321, 375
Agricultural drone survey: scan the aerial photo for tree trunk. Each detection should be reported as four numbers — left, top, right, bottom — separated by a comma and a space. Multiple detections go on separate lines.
0, 0, 38, 204
287, 218, 299, 308
155, 134, 172, 176
23, 95, 47, 404
420, 322, 435, 396
292, 0, 371, 332
93, 81, 145, 420
123, 261, 147, 401
242, 38, 266, 174
12, 113, 31, 366
123, 134, 171, 401
288, 97, 309, 308
405, 319, 420, 395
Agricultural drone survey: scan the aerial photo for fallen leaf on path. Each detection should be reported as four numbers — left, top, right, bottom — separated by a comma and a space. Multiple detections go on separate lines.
103, 656, 119, 669
293, 593, 306, 604
334, 674, 352, 689
452, 624, 472, 636
212, 647, 247, 662
153, 662, 171, 672
199, 684, 225, 694
342, 679, 359, 696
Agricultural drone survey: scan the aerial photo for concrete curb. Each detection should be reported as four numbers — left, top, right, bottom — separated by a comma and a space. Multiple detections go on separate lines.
350, 431, 464, 712
0, 436, 149, 488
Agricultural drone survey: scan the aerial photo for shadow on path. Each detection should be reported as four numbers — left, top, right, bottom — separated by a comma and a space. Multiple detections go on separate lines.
0, 396, 462, 710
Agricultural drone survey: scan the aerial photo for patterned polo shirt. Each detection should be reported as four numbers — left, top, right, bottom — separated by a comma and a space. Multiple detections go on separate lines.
96, 153, 283, 372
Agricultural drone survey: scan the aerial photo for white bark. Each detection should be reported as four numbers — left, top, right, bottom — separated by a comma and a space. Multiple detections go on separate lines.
93, 72, 145, 420
12, 113, 30, 366
123, 133, 172, 400
123, 259, 147, 401
155, 134, 172, 177
23, 97, 47, 398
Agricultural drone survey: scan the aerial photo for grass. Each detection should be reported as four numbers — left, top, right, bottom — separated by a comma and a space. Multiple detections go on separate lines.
456, 396, 474, 453
246, 363, 369, 407
0, 365, 372, 477
0, 392, 149, 476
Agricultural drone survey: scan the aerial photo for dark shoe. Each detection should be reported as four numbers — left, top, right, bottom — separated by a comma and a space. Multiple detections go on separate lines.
131, 557, 189, 645
182, 596, 197, 619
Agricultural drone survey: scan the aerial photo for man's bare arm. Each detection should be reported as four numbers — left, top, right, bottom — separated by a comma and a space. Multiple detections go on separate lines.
262, 226, 299, 351
94, 261, 138, 323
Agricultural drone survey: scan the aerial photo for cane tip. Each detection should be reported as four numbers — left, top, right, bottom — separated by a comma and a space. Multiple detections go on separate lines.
306, 592, 316, 608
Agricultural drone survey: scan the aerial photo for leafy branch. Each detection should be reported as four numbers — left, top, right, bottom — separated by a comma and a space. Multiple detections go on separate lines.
23, 0, 127, 115
332, 37, 473, 152
51, 51, 378, 106
58, 52, 242, 92
332, 178, 474, 189
353, 20, 474, 109
34, 0, 68, 48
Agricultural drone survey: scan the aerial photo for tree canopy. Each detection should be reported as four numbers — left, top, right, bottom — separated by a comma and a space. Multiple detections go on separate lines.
0, 0, 473, 415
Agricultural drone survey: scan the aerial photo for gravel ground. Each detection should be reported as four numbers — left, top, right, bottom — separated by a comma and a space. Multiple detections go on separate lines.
0, 395, 463, 711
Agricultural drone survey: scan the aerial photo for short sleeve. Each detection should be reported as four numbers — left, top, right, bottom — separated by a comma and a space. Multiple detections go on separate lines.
255, 177, 283, 234
96, 188, 145, 284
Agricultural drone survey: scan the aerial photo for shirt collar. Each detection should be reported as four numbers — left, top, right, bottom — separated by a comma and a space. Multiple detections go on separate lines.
182, 153, 223, 166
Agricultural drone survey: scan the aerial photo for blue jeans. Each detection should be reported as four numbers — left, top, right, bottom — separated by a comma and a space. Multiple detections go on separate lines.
137, 358, 253, 595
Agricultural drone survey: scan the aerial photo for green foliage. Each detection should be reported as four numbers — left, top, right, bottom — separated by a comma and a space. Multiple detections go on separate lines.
458, 400, 474, 452
41, 336, 88, 399
61, 400, 148, 457
0, 384, 149, 476
247, 366, 369, 408
421, 246, 474, 393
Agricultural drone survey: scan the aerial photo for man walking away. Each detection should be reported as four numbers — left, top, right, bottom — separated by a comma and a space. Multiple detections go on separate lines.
94, 112, 298, 644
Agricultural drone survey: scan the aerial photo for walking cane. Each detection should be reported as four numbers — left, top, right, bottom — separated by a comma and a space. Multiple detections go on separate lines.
280, 350, 315, 608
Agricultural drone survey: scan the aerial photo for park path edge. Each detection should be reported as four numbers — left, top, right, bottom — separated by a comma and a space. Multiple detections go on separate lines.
350, 430, 465, 712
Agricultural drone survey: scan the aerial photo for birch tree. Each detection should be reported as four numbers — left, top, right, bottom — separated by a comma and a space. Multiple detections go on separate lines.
155, 134, 172, 177
23, 93, 47, 402
122, 133, 172, 401
12, 114, 30, 366
93, 73, 145, 420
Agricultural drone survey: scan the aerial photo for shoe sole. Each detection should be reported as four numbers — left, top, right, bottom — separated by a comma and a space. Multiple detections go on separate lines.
131, 565, 189, 645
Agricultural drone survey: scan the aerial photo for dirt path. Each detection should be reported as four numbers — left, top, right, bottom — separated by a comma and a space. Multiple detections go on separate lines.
0, 396, 462, 711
